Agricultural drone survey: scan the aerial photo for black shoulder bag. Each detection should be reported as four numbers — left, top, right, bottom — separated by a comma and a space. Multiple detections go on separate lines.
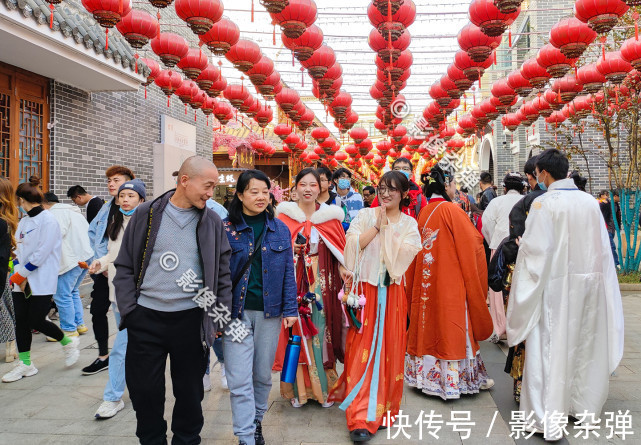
232, 227, 267, 290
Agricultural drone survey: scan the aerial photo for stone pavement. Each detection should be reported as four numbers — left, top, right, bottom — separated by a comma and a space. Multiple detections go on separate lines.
0, 294, 639, 445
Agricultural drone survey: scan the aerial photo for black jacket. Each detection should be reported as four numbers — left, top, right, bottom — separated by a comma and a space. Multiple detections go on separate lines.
502, 185, 546, 264
479, 187, 497, 211
114, 189, 233, 348
0, 219, 10, 291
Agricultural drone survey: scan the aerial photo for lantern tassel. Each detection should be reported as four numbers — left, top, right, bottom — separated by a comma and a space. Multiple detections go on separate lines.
49, 4, 54, 29
144, 86, 147, 99
106, 29, 109, 51
301, 68, 304, 87
292, 52, 295, 67
273, 24, 276, 46
635, 12, 639, 40
251, 0, 255, 22
167, 96, 170, 107
493, 50, 497, 65
478, 68, 482, 89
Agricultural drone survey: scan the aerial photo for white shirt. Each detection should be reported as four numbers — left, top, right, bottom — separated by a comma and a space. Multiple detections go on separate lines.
481, 189, 524, 249
48, 203, 93, 274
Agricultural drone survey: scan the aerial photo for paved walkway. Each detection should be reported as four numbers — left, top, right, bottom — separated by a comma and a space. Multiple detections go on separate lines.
0, 293, 639, 445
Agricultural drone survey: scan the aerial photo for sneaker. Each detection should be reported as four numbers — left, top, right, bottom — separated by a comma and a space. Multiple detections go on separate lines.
290, 398, 302, 408
63, 337, 80, 367
76, 325, 89, 335
95, 400, 125, 419
480, 378, 495, 390
48, 308, 59, 320
220, 363, 228, 389
321, 401, 334, 408
254, 419, 265, 445
2, 361, 38, 382
82, 357, 109, 375
203, 373, 212, 392
488, 333, 500, 344
46, 336, 58, 342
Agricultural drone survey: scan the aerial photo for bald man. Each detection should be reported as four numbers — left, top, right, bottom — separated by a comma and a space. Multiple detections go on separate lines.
114, 156, 233, 444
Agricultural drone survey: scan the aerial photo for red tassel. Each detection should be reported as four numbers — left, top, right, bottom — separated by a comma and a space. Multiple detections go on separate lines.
575, 65, 578, 77
478, 68, 482, 89
292, 52, 295, 67
511, 134, 514, 143
301, 67, 304, 87
145, 86, 147, 99
49, 4, 54, 29
251, 0, 254, 22
601, 36, 607, 60
167, 96, 170, 107
185, 104, 188, 114
134, 53, 139, 74
156, 12, 161, 37
387, 0, 392, 20
545, 122, 548, 131
493, 51, 497, 65
273, 24, 276, 45
194, 110, 197, 122
206, 115, 209, 126
509, 29, 512, 47
106, 29, 109, 51
635, 12, 639, 40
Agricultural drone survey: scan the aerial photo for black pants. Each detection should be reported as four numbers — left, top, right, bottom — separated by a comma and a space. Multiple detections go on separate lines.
90, 273, 110, 356
13, 292, 63, 352
126, 306, 207, 445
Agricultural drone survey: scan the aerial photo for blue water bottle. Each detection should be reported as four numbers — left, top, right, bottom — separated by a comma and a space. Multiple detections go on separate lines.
280, 327, 301, 384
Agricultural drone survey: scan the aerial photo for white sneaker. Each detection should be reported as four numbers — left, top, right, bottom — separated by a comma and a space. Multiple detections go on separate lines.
321, 401, 334, 408
63, 336, 80, 366
95, 400, 125, 419
203, 373, 212, 392
290, 398, 302, 408
2, 361, 38, 382
480, 378, 495, 390
220, 363, 228, 390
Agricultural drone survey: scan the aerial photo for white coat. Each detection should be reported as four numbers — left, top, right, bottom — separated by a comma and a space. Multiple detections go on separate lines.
506, 178, 624, 439
48, 203, 93, 274
481, 189, 524, 249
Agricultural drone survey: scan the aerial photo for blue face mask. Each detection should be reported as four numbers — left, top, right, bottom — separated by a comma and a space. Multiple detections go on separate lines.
399, 171, 411, 180
19, 207, 27, 215
120, 207, 136, 216
537, 175, 547, 191
338, 178, 351, 190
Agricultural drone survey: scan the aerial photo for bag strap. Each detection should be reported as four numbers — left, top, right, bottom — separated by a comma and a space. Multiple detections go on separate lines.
232, 225, 267, 290
415, 194, 424, 217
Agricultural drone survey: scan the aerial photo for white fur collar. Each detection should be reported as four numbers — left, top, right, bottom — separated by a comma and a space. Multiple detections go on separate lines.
276, 201, 344, 224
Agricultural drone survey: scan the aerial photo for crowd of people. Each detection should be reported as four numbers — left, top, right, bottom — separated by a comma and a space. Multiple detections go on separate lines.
0, 149, 625, 444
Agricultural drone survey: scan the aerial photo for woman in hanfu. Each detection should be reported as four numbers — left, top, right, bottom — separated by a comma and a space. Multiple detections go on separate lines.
329, 171, 421, 443
405, 165, 495, 400
273, 168, 351, 408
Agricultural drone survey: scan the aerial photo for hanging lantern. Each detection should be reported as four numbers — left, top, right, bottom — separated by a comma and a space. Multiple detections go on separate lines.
468, 0, 520, 37
177, 48, 208, 80
537, 44, 578, 78
201, 96, 215, 116
532, 95, 553, 117
447, 64, 474, 90
440, 75, 462, 99
458, 23, 502, 63
454, 50, 494, 81
81, 0, 132, 49
375, 50, 413, 82
246, 56, 275, 86
257, 71, 281, 99
545, 110, 567, 125
275, 88, 301, 112
175, 0, 224, 35
329, 91, 352, 119
342, 111, 359, 131
490, 95, 516, 114
374, 119, 388, 135
199, 18, 240, 56
493, 0, 523, 14
368, 28, 411, 63
430, 82, 452, 108
551, 75, 583, 102
520, 57, 552, 88
208, 75, 227, 98
140, 58, 160, 86
225, 39, 262, 72
151, 32, 189, 68
372, 0, 404, 15
195, 64, 220, 92
301, 45, 336, 79
481, 98, 500, 119
574, 0, 629, 34
213, 101, 233, 125
274, 124, 293, 141
223, 84, 250, 109
471, 105, 489, 126
597, 51, 633, 84
189, 89, 206, 110
549, 17, 597, 59
246, 99, 262, 118
297, 108, 315, 131
501, 113, 521, 131
317, 62, 343, 90
576, 63, 606, 93
175, 80, 199, 110
621, 37, 641, 72
506, 70, 533, 97
154, 69, 183, 101
282, 24, 324, 61
115, 9, 158, 49
270, 0, 318, 39
260, 0, 289, 13
149, 0, 173, 8
368, 0, 416, 41
543, 88, 566, 110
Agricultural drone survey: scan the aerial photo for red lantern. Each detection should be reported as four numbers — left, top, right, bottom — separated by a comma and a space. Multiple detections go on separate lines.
208, 75, 227, 98
176, 80, 199, 106
376, 140, 392, 156
275, 88, 300, 113
621, 37, 641, 72
471, 105, 489, 126
255, 105, 273, 128
154, 70, 183, 100
238, 94, 255, 113
458, 23, 502, 62
149, 0, 173, 8
225, 39, 262, 73
329, 91, 352, 118
246, 99, 262, 118
282, 24, 323, 61
549, 17, 597, 59
177, 48, 208, 80
375, 50, 413, 82
301, 45, 336, 79
454, 50, 494, 81
223, 84, 250, 109
368, 0, 416, 41
440, 75, 461, 99
523, 102, 540, 125
334, 151, 348, 162
213, 101, 232, 125
369, 28, 411, 63
199, 18, 239, 56
349, 128, 368, 144
274, 124, 292, 141
258, 71, 281, 99
115, 9, 158, 49
520, 57, 551, 89
201, 96, 215, 116
481, 98, 500, 119
317, 62, 342, 90
260, 0, 289, 13
151, 33, 189, 68
342, 111, 359, 131
430, 82, 452, 108
552, 75, 583, 102
189, 89, 206, 110
140, 58, 160, 86
374, 119, 387, 135
543, 88, 566, 110
297, 108, 315, 131
81, 0, 132, 43
284, 133, 301, 150
493, 0, 523, 13
576, 63, 606, 93
174, 0, 224, 35
597, 51, 633, 84
246, 56, 275, 86
447, 64, 474, 90
195, 63, 220, 91
270, 0, 318, 39
545, 110, 567, 125
468, 0, 520, 37
372, 0, 404, 15
532, 96, 553, 117
574, 0, 629, 34
490, 95, 516, 114
537, 44, 578, 78
501, 113, 521, 131
507, 70, 533, 97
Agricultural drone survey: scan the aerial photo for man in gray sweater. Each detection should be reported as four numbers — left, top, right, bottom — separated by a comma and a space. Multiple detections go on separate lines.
114, 156, 233, 445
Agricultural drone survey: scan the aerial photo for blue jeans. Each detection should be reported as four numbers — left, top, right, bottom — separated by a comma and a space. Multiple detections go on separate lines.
223, 311, 282, 445
104, 304, 128, 402
53, 262, 91, 332
608, 231, 620, 266
204, 337, 224, 375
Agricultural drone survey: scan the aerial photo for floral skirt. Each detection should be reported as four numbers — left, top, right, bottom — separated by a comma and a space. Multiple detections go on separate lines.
0, 281, 15, 343
404, 352, 491, 400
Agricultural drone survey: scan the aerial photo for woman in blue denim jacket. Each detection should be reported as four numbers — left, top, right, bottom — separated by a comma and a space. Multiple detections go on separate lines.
222, 170, 298, 445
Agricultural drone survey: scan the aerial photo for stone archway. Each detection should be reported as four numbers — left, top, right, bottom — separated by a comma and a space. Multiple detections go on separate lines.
479, 136, 494, 172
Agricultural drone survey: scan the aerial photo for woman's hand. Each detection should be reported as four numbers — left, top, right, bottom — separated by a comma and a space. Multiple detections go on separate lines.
18, 279, 27, 292
338, 265, 353, 283
283, 317, 298, 328
375, 205, 387, 231
293, 243, 304, 255
88, 260, 101, 275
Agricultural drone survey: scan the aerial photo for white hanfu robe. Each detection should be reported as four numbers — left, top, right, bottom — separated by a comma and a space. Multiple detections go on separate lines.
506, 178, 624, 440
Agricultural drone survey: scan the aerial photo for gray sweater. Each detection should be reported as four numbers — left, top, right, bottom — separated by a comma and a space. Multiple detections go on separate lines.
138, 201, 202, 312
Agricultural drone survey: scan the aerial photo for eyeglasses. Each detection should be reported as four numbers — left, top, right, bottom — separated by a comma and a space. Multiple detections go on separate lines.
394, 166, 412, 173
378, 186, 398, 196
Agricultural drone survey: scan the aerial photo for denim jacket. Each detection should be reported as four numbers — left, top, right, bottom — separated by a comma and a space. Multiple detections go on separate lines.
88, 198, 112, 259
223, 213, 298, 320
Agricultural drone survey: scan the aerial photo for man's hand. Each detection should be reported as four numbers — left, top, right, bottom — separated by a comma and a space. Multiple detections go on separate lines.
18, 279, 27, 292
283, 317, 298, 328
88, 260, 101, 275
293, 243, 304, 255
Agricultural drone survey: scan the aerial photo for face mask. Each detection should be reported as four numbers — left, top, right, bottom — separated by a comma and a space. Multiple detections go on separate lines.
399, 171, 411, 180
120, 207, 136, 216
19, 206, 27, 215
338, 178, 350, 190
537, 175, 547, 191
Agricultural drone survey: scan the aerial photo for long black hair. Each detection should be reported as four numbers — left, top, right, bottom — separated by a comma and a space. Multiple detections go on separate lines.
378, 171, 411, 210
108, 194, 144, 241
421, 164, 453, 202
227, 169, 274, 225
